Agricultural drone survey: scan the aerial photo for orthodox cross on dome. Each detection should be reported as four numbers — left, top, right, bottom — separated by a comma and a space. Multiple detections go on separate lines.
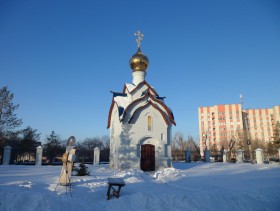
134, 31, 144, 48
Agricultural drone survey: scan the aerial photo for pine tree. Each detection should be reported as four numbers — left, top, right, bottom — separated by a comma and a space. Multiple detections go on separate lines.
74, 163, 90, 176
0, 86, 23, 147
19, 126, 41, 162
43, 131, 64, 164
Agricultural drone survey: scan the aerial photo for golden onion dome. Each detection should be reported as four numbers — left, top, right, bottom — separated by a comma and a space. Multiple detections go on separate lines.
129, 47, 149, 72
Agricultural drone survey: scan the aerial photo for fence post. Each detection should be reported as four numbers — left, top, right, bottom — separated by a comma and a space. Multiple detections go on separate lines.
223, 150, 228, 163
3, 146, 12, 165
255, 148, 264, 164
278, 148, 280, 164
36, 146, 43, 166
185, 150, 191, 163
93, 147, 100, 165
204, 149, 210, 162
236, 149, 244, 163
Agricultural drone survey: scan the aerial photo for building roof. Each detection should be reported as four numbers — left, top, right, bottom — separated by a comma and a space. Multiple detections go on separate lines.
108, 81, 175, 128
122, 81, 159, 96
114, 96, 130, 118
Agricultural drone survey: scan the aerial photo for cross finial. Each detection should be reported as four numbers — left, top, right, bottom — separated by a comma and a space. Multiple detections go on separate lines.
134, 31, 144, 48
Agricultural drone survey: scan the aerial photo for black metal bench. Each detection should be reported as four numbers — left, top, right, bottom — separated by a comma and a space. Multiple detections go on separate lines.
107, 178, 126, 200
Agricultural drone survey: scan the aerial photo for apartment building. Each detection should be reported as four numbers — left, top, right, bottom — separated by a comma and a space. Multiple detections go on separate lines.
198, 104, 280, 155
245, 105, 280, 143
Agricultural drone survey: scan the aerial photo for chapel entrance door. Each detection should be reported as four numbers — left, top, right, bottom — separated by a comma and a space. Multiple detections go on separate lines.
141, 144, 155, 171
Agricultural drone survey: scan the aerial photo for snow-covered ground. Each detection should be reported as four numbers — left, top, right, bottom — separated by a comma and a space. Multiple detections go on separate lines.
0, 162, 279, 211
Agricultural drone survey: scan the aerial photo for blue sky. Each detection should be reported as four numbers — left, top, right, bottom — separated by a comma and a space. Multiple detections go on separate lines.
1, 0, 279, 142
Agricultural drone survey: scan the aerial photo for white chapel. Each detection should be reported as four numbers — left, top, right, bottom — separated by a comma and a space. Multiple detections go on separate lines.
107, 32, 176, 171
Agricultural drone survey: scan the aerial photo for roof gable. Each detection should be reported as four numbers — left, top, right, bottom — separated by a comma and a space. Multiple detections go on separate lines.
108, 81, 176, 128
122, 81, 159, 96
128, 101, 169, 125
122, 89, 176, 126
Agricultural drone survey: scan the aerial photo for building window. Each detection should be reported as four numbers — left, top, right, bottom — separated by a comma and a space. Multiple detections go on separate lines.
148, 116, 152, 131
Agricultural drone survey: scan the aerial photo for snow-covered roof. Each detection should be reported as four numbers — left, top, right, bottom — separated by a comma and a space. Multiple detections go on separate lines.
108, 81, 174, 128
114, 96, 129, 109
125, 83, 136, 93
111, 91, 127, 98
114, 96, 130, 118
155, 96, 166, 102
168, 106, 175, 120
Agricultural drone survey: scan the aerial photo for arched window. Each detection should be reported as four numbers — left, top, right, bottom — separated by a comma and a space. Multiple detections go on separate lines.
148, 116, 152, 131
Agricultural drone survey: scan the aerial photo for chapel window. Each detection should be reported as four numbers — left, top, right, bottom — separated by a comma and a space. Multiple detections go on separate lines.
148, 116, 152, 131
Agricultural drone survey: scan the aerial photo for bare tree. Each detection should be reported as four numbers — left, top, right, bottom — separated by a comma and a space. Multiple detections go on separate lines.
186, 136, 201, 161
224, 129, 244, 161
172, 132, 187, 161
100, 135, 110, 162
75, 136, 111, 163
272, 121, 280, 148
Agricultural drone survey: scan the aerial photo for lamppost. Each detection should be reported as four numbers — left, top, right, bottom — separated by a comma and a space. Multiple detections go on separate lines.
204, 134, 208, 150
240, 94, 253, 163
228, 139, 235, 162
243, 114, 253, 162
247, 139, 253, 162
202, 133, 209, 150
202, 133, 211, 162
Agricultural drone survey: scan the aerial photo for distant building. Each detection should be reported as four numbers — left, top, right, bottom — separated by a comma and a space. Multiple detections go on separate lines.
245, 106, 280, 142
107, 32, 176, 171
198, 104, 280, 155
